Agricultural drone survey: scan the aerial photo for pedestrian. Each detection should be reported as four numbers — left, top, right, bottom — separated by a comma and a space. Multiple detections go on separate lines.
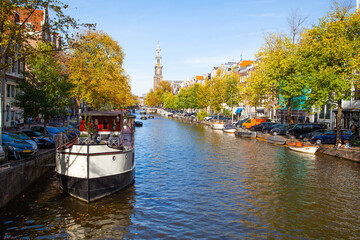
15, 118, 19, 131
351, 121, 358, 137
92, 121, 99, 143
305, 117, 310, 123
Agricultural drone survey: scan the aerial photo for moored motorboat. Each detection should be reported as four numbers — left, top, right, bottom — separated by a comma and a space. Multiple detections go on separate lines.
267, 135, 286, 145
135, 121, 143, 127
140, 110, 146, 115
235, 129, 257, 138
288, 142, 319, 154
148, 115, 154, 119
140, 116, 147, 120
56, 111, 136, 203
223, 124, 236, 133
211, 120, 224, 130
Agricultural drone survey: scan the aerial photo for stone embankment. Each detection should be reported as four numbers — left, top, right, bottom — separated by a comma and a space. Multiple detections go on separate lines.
168, 115, 360, 163
0, 149, 55, 208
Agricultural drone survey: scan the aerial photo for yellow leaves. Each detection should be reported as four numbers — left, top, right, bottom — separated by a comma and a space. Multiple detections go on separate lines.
67, 30, 131, 109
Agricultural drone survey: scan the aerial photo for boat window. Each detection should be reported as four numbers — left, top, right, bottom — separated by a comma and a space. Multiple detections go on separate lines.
112, 119, 116, 130
103, 119, 108, 130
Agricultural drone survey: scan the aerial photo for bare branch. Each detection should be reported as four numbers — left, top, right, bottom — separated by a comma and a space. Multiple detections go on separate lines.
287, 8, 309, 43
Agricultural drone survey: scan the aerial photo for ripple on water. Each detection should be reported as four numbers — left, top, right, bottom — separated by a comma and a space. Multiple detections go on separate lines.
2, 115, 360, 239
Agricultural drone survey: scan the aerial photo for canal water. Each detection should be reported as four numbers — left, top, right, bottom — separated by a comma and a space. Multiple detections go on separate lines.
1, 114, 360, 239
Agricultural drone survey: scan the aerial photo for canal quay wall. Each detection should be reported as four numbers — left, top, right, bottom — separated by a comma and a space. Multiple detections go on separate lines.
0, 150, 55, 208
168, 114, 360, 163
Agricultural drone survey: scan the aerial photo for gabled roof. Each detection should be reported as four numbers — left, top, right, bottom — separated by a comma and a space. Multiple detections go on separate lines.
17, 8, 44, 31
239, 60, 254, 68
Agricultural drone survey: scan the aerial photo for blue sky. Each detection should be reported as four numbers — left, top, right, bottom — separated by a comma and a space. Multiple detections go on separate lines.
65, 0, 333, 96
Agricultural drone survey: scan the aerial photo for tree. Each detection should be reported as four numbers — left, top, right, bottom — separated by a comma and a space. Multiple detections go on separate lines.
224, 72, 241, 122
14, 41, 72, 129
0, 0, 94, 72
67, 30, 131, 114
145, 89, 160, 107
207, 69, 226, 117
163, 92, 177, 110
154, 80, 172, 106
176, 88, 190, 110
243, 63, 273, 119
300, 4, 360, 144
256, 32, 306, 125
197, 83, 210, 110
187, 84, 199, 110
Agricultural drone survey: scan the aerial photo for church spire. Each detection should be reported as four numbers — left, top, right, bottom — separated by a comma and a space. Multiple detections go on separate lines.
154, 42, 163, 90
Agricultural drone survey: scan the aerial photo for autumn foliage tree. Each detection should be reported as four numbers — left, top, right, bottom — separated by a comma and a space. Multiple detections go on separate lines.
300, 4, 360, 144
67, 30, 132, 113
145, 89, 160, 107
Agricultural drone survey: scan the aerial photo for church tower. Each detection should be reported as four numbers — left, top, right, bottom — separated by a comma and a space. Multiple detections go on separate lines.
154, 43, 163, 90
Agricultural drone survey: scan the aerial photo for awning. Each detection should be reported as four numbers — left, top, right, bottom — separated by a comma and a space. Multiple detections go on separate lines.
235, 108, 243, 114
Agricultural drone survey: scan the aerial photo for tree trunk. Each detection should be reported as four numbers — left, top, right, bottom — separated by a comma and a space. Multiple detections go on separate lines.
254, 104, 257, 120
336, 100, 342, 146
287, 97, 293, 127
231, 106, 234, 123
76, 97, 81, 129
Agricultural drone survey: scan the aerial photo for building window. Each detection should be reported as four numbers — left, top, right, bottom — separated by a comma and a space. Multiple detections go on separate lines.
13, 59, 18, 74
103, 119, 108, 130
7, 84, 11, 97
12, 85, 16, 98
319, 104, 331, 119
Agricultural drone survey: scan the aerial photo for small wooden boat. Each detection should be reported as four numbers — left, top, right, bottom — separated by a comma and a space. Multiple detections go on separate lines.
235, 129, 257, 138
148, 115, 154, 119
140, 116, 147, 120
211, 120, 224, 130
223, 124, 236, 133
267, 135, 286, 145
288, 142, 319, 154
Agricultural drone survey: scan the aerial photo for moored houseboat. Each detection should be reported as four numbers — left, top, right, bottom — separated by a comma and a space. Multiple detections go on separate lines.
56, 111, 135, 202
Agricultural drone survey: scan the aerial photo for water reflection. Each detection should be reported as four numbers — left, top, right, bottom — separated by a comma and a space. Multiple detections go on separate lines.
1, 114, 360, 239
0, 172, 135, 239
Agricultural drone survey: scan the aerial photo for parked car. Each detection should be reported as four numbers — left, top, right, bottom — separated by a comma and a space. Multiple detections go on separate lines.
21, 130, 55, 149
310, 130, 353, 145
2, 133, 37, 159
298, 129, 329, 142
9, 132, 38, 153
262, 123, 285, 134
242, 118, 267, 129
287, 123, 327, 138
30, 126, 63, 141
270, 124, 294, 136
0, 145, 5, 162
250, 122, 275, 131
234, 118, 249, 128
203, 115, 217, 121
